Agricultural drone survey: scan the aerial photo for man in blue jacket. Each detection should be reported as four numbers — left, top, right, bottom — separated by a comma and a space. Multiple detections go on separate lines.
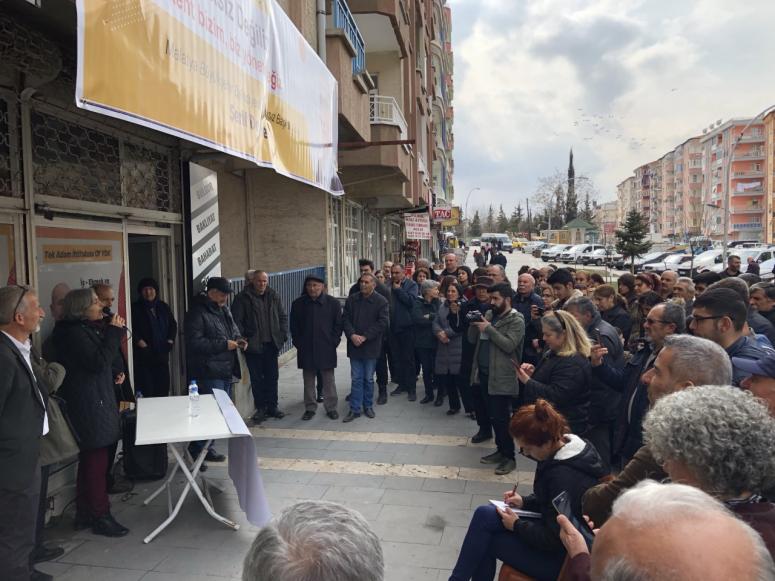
388, 263, 419, 401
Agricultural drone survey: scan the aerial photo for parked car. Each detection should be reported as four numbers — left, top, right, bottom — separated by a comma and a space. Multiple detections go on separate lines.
759, 257, 775, 281
541, 244, 572, 262
677, 249, 723, 277
642, 253, 693, 274
559, 244, 606, 264
513, 237, 529, 251
470, 239, 481, 248
528, 241, 550, 257
606, 251, 624, 268
630, 251, 673, 273
704, 247, 775, 274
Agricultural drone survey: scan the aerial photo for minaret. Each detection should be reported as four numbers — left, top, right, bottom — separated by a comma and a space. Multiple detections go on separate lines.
568, 148, 575, 198
565, 148, 578, 221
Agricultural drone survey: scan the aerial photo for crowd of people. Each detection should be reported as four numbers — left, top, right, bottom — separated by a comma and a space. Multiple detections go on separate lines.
4, 246, 775, 580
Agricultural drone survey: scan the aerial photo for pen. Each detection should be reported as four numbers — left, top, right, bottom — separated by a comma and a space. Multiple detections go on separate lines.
512, 484, 517, 495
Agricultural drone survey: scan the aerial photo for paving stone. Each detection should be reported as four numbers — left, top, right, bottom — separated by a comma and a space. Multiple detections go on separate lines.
50, 565, 145, 581
381, 489, 473, 511
382, 541, 461, 570
440, 525, 469, 548
421, 478, 468, 493
58, 540, 171, 571
385, 564, 445, 581
309, 472, 386, 487
153, 546, 246, 577
322, 485, 386, 504
376, 504, 432, 525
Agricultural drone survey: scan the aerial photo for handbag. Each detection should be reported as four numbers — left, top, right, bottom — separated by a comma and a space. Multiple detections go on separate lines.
39, 394, 80, 466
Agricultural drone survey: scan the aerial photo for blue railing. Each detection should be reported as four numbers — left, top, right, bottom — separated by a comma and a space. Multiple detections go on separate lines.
332, 0, 366, 74
229, 265, 326, 355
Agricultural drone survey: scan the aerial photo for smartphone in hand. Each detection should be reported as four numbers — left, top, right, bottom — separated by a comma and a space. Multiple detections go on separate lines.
552, 491, 596, 549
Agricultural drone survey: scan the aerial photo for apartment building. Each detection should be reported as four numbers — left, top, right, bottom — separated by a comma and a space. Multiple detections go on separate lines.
657, 151, 675, 238
634, 160, 660, 234
672, 137, 703, 238
616, 176, 637, 225
699, 119, 767, 242
764, 110, 775, 242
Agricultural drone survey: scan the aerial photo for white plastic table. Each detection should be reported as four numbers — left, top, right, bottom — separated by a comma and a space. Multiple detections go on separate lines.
136, 394, 243, 543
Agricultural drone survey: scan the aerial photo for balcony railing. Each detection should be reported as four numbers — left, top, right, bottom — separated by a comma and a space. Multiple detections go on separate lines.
733, 150, 765, 160
733, 170, 764, 178
739, 133, 765, 142
730, 206, 764, 215
370, 94, 408, 141
332, 0, 366, 74
732, 222, 763, 231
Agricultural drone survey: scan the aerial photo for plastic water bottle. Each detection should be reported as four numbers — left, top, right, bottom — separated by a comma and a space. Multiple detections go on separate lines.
188, 381, 200, 418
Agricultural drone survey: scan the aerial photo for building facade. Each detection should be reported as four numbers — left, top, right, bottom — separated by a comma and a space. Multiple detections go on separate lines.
616, 176, 637, 225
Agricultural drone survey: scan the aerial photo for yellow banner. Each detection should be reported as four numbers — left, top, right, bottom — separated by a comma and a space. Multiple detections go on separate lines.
76, 0, 341, 193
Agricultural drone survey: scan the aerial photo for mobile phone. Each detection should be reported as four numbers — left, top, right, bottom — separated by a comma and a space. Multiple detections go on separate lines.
552, 491, 596, 550
510, 358, 520, 369
593, 328, 601, 345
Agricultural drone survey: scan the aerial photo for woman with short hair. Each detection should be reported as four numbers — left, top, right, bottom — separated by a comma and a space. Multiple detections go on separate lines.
449, 399, 606, 580
593, 284, 633, 344
52, 288, 129, 537
644, 385, 775, 556
433, 282, 468, 414
517, 311, 593, 435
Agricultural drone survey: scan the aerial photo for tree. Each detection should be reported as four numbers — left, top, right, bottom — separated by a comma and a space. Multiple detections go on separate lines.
579, 192, 593, 223
470, 210, 482, 236
532, 170, 598, 228
615, 210, 653, 272
485, 204, 496, 232
565, 182, 578, 224
496, 205, 509, 232
554, 185, 566, 226
510, 204, 524, 233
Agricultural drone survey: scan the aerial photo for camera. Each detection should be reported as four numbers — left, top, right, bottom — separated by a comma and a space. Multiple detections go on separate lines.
466, 310, 484, 322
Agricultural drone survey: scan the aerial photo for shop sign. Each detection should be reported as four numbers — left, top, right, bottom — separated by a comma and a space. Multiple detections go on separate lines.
404, 213, 432, 240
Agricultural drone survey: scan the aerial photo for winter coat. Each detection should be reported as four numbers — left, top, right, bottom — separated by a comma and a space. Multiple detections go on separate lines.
469, 308, 525, 397
389, 277, 419, 332
513, 291, 544, 363
727, 335, 768, 386
51, 320, 124, 450
523, 352, 592, 435
593, 344, 655, 463
342, 291, 390, 360
433, 299, 466, 375
586, 315, 625, 425
582, 445, 665, 526
461, 300, 492, 376
413, 298, 441, 349
184, 294, 242, 381
231, 286, 288, 352
601, 304, 632, 344
514, 434, 607, 552
290, 293, 343, 370
749, 310, 775, 349
131, 299, 177, 366
489, 253, 508, 267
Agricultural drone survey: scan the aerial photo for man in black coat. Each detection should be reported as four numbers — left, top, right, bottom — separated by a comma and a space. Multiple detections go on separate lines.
342, 273, 389, 422
0, 286, 50, 581
513, 273, 544, 365
388, 264, 419, 400
565, 296, 624, 471
348, 259, 391, 404
184, 277, 244, 462
291, 275, 343, 421
489, 248, 508, 267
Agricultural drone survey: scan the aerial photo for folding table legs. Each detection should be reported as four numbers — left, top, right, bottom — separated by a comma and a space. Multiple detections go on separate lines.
142, 441, 240, 543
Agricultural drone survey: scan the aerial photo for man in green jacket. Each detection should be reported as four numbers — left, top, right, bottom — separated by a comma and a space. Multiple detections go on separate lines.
469, 282, 525, 475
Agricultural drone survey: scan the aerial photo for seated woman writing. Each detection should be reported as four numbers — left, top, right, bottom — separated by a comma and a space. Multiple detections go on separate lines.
449, 399, 606, 581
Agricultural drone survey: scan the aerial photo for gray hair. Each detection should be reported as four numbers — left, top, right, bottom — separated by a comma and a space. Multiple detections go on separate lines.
245, 269, 267, 283
658, 301, 686, 334
0, 285, 33, 325
661, 335, 732, 386
564, 296, 598, 318
709, 276, 750, 302
751, 282, 775, 300
62, 288, 98, 321
421, 280, 440, 295
242, 500, 383, 581
644, 386, 775, 497
676, 277, 695, 293
601, 480, 775, 581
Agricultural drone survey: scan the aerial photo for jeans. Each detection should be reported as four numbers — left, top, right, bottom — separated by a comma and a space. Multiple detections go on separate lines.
415, 347, 436, 397
189, 379, 232, 458
244, 345, 280, 410
350, 359, 377, 413
388, 329, 416, 393
450, 505, 565, 581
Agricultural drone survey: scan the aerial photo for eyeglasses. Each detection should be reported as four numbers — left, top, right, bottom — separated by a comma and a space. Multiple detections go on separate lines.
13, 285, 29, 315
692, 314, 726, 322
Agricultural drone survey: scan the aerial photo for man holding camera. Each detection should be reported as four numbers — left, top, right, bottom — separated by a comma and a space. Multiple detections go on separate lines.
468, 282, 525, 475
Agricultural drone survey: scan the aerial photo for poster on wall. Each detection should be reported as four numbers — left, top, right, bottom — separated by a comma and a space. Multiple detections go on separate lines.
36, 227, 125, 343
186, 162, 221, 295
0, 224, 16, 285
404, 213, 432, 240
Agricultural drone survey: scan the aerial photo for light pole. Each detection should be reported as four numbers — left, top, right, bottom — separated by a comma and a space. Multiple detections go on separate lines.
463, 187, 480, 243
722, 104, 775, 261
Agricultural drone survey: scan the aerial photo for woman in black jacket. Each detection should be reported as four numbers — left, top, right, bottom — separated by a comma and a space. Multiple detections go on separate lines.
517, 311, 593, 435
593, 284, 632, 344
52, 288, 129, 537
131, 278, 177, 397
450, 400, 606, 581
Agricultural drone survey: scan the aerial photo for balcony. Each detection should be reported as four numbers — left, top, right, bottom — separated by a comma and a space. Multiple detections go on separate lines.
739, 132, 765, 143
733, 150, 765, 160
732, 170, 764, 178
350, 0, 411, 58
370, 94, 408, 141
732, 222, 763, 231
730, 206, 764, 215
332, 0, 366, 74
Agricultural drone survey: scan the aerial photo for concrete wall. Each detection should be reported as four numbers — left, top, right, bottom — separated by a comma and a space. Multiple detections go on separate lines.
276, 0, 319, 52
368, 51, 403, 103
216, 170, 250, 279
244, 168, 328, 272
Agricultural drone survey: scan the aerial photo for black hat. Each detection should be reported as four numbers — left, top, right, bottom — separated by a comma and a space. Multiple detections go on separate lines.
206, 276, 233, 294
304, 274, 326, 285
137, 277, 160, 295
473, 276, 494, 289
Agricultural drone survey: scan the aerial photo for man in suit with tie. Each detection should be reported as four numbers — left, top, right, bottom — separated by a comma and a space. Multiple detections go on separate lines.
0, 285, 50, 581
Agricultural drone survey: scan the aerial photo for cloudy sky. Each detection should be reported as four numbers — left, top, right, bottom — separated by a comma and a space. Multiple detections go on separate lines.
448, 0, 775, 216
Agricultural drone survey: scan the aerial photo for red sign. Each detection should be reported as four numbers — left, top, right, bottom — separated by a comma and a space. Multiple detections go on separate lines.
432, 205, 452, 222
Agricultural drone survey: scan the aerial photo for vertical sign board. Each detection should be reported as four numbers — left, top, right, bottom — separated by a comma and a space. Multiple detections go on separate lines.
185, 162, 221, 296
404, 213, 432, 240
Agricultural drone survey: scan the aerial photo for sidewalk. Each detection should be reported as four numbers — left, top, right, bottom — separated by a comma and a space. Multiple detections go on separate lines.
37, 347, 536, 581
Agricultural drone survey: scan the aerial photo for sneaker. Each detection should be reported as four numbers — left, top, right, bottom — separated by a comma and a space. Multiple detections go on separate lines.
495, 458, 516, 475
343, 411, 361, 423
91, 514, 129, 537
326, 410, 339, 420
480, 451, 505, 464
302, 410, 316, 421
471, 431, 492, 444
31, 544, 65, 563
364, 408, 375, 418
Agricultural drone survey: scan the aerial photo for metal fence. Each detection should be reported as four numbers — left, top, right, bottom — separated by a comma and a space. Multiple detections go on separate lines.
229, 265, 326, 355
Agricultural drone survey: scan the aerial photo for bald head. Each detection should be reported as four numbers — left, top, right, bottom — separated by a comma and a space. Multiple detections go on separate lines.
590, 481, 775, 580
